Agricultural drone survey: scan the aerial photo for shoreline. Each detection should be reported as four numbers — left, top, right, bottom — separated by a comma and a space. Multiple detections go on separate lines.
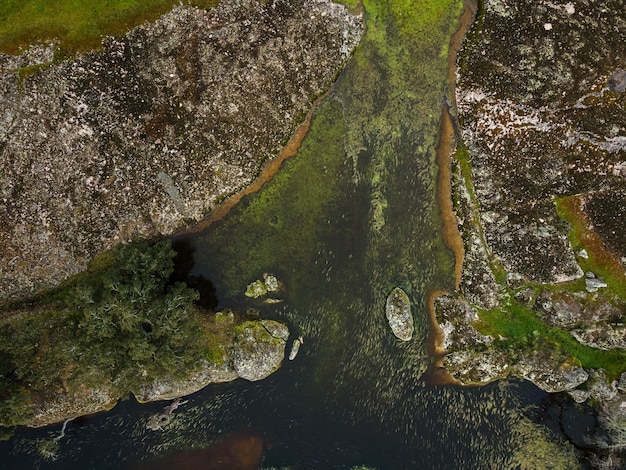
173, 89, 330, 237
425, 0, 477, 385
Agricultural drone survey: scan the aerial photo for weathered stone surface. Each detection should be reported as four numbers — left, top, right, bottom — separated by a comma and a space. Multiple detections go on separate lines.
30, 387, 118, 428
435, 295, 493, 351
536, 291, 626, 349
135, 361, 239, 403
444, 349, 511, 385
586, 369, 618, 402
231, 320, 288, 381
288, 336, 303, 360
0, 0, 363, 301
608, 68, 626, 93
444, 0, 626, 406
452, 161, 503, 309
385, 287, 413, 341
245, 273, 282, 299
514, 354, 588, 393
457, 0, 626, 284
618, 372, 626, 392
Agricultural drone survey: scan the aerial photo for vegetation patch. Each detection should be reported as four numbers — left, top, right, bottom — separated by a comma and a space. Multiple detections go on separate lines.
555, 196, 626, 300
475, 297, 626, 381
0, 240, 213, 428
0, 0, 220, 55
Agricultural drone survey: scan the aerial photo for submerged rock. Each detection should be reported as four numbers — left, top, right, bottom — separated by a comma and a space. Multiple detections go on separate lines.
385, 287, 413, 341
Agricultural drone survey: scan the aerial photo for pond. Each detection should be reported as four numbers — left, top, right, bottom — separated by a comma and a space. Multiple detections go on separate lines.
1, 0, 595, 468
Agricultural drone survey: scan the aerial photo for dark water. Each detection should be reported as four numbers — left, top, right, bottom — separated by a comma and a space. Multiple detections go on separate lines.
0, 1, 601, 468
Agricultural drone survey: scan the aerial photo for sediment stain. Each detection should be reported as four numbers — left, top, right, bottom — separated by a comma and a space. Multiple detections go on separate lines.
426, 0, 477, 383
133, 430, 265, 470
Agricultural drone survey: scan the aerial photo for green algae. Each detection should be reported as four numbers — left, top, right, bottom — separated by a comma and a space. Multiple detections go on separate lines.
0, 0, 220, 55
555, 196, 626, 300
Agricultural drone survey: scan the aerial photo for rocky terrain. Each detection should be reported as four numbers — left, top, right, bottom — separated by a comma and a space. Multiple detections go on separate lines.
0, 0, 361, 430
0, 0, 363, 302
28, 314, 291, 427
437, 0, 626, 464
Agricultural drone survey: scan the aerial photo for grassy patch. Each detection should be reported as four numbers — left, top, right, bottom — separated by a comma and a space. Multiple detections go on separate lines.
453, 144, 477, 203
0, 0, 220, 55
476, 298, 626, 381
555, 196, 626, 300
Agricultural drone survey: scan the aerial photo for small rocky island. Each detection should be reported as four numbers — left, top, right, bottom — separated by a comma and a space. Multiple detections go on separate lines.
385, 287, 413, 341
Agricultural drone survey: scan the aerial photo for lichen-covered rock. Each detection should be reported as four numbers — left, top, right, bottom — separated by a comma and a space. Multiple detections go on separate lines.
514, 354, 588, 393
245, 273, 282, 298
536, 291, 626, 349
456, 0, 626, 284
435, 295, 493, 351
0, 0, 364, 301
288, 336, 303, 361
385, 287, 413, 341
245, 280, 268, 298
444, 349, 511, 385
445, 0, 626, 402
608, 68, 626, 93
30, 387, 118, 428
231, 320, 288, 381
134, 361, 239, 403
586, 368, 618, 402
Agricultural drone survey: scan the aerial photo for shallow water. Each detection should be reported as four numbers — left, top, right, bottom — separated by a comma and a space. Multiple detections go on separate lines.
1, 0, 596, 468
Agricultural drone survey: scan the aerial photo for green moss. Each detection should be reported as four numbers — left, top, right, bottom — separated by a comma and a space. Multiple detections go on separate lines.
476, 299, 626, 381
0, 0, 220, 55
555, 196, 626, 300
453, 144, 477, 203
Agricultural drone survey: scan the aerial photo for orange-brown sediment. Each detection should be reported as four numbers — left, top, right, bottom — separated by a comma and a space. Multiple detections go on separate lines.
425, 0, 476, 385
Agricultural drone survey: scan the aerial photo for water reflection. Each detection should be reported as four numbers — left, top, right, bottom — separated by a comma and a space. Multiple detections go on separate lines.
134, 430, 265, 470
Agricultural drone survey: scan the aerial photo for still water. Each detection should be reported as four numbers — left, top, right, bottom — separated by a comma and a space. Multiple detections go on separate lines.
2, 1, 597, 468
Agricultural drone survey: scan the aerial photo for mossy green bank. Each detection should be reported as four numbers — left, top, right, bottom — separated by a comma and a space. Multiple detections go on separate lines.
0, 0, 220, 55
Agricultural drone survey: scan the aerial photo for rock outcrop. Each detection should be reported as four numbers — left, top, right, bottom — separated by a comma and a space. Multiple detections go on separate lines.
231, 319, 289, 381
0, 0, 363, 302
440, 0, 626, 435
30, 314, 289, 427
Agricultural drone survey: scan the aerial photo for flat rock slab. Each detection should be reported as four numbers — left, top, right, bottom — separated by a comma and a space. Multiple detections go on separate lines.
0, 0, 363, 301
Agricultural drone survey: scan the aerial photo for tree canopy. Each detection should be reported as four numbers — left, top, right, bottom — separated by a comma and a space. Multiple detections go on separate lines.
0, 239, 207, 428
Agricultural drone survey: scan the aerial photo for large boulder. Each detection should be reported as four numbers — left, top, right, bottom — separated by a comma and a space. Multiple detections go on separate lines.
0, 0, 364, 301
385, 287, 413, 341
231, 320, 289, 381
